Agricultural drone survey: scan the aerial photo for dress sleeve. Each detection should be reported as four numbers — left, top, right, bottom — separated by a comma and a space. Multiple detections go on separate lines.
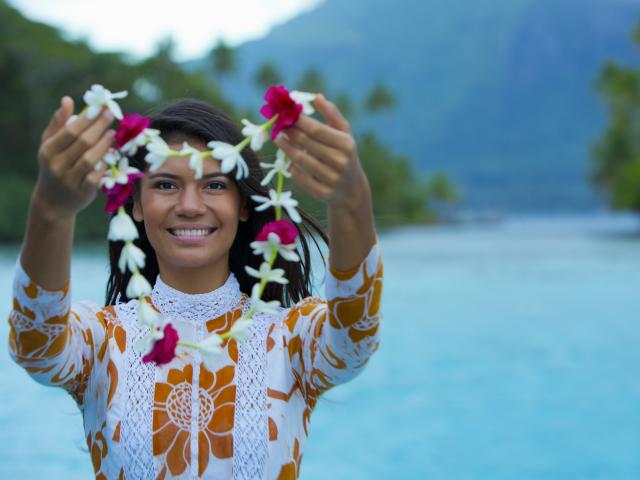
284, 240, 383, 404
7, 256, 106, 407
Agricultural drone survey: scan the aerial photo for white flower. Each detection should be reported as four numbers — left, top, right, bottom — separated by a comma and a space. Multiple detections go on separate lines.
138, 299, 160, 328
99, 157, 141, 189
121, 128, 159, 156
241, 119, 267, 151
260, 149, 292, 186
250, 232, 300, 262
134, 327, 164, 355
108, 210, 139, 241
100, 169, 126, 190
83, 84, 128, 120
101, 148, 121, 168
145, 136, 172, 172
290, 90, 316, 115
126, 271, 152, 298
180, 142, 203, 180
250, 190, 302, 223
118, 241, 146, 273
249, 284, 281, 315
207, 141, 249, 180
143, 128, 161, 140
197, 334, 224, 370
228, 317, 253, 342
244, 262, 289, 285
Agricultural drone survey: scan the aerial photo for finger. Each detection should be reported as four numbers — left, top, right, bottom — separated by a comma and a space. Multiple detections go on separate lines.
277, 136, 338, 185
43, 105, 108, 159
289, 162, 332, 202
314, 93, 351, 134
65, 109, 116, 168
83, 160, 109, 190
69, 128, 115, 188
284, 126, 344, 171
41, 96, 74, 143
292, 115, 353, 151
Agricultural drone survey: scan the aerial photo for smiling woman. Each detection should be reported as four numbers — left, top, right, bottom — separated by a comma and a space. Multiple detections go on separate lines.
131, 143, 250, 295
8, 94, 383, 479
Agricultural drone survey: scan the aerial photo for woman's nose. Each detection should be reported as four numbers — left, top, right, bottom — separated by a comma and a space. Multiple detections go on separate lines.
174, 185, 207, 216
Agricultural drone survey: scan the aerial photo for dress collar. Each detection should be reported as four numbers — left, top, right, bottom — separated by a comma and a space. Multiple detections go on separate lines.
150, 272, 244, 324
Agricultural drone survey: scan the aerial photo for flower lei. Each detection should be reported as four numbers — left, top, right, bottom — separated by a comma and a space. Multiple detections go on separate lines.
75, 84, 315, 370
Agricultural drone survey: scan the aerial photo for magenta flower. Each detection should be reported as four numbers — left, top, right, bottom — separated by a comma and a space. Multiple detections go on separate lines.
115, 113, 151, 149
259, 85, 303, 140
102, 172, 144, 212
142, 323, 179, 365
256, 219, 298, 245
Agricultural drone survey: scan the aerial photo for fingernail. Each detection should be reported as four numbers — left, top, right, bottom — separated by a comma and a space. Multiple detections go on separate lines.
103, 109, 115, 121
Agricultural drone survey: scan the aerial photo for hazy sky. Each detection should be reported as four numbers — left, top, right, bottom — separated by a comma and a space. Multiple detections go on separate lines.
7, 0, 322, 61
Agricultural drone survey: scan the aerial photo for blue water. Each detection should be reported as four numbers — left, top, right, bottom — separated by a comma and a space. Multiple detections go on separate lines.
1, 215, 639, 479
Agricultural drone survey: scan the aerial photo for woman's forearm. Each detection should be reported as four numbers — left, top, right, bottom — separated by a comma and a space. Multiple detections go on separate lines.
327, 171, 376, 271
20, 188, 76, 291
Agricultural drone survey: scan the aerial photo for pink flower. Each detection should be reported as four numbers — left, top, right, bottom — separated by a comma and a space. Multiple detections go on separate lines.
256, 219, 298, 245
142, 323, 179, 365
115, 113, 151, 148
259, 85, 303, 140
102, 172, 144, 212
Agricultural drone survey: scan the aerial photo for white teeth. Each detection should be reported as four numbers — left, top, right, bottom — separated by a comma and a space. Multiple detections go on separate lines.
171, 229, 211, 237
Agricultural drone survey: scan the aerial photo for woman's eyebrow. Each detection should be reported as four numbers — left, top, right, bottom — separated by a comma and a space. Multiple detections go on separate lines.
148, 172, 228, 180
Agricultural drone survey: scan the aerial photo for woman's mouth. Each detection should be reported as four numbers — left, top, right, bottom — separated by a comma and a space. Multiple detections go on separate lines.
167, 227, 217, 242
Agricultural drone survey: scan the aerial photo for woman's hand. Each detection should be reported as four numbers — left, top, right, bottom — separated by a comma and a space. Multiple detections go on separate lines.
276, 94, 376, 271
34, 96, 114, 220
275, 94, 371, 212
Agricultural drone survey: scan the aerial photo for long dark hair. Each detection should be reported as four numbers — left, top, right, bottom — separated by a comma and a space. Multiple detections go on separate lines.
105, 99, 328, 307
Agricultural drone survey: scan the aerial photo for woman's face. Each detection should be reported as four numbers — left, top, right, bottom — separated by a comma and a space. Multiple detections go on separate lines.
132, 139, 249, 274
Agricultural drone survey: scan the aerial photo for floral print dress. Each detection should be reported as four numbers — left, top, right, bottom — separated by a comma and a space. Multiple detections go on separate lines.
8, 242, 383, 479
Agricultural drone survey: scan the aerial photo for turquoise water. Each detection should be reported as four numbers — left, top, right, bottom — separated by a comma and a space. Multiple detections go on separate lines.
1, 215, 639, 479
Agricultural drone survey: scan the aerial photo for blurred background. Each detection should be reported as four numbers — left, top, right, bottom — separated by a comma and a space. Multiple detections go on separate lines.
1, 0, 639, 478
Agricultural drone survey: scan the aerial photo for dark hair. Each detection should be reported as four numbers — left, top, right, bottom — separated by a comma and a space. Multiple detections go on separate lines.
105, 99, 328, 307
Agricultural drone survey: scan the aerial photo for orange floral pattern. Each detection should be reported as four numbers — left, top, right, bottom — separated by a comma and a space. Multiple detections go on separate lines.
152, 362, 237, 477
8, 242, 383, 479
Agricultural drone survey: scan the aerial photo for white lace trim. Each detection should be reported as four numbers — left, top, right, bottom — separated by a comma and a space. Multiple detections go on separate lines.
232, 304, 277, 480
189, 319, 205, 479
116, 300, 156, 479
151, 272, 243, 325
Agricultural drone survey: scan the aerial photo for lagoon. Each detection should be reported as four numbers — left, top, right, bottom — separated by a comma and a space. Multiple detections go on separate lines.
1, 215, 639, 479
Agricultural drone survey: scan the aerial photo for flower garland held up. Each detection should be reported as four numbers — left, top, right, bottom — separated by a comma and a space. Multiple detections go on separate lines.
78, 83, 314, 369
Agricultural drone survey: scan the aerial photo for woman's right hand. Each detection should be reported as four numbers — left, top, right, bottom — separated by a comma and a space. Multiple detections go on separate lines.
33, 96, 116, 220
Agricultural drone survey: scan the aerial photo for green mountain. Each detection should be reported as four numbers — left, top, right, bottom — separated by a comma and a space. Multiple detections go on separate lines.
189, 0, 640, 212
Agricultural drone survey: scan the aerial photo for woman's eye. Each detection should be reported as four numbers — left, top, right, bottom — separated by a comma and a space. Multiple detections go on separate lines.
206, 181, 227, 190
153, 181, 176, 190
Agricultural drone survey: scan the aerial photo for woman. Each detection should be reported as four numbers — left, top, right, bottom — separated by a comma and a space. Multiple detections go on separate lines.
8, 93, 383, 479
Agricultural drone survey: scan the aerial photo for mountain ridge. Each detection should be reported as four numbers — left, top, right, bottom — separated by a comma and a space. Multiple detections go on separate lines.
187, 0, 640, 211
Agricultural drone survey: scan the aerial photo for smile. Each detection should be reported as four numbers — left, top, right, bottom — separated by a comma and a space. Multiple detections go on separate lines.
167, 227, 217, 242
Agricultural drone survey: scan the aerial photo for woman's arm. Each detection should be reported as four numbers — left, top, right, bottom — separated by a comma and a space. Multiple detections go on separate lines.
276, 94, 376, 270
22, 96, 113, 288
276, 95, 383, 402
9, 96, 115, 405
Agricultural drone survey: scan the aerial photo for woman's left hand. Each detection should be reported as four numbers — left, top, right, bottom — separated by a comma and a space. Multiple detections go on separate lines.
275, 94, 370, 210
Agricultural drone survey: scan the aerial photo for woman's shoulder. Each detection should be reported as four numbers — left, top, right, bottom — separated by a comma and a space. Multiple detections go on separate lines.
101, 296, 141, 327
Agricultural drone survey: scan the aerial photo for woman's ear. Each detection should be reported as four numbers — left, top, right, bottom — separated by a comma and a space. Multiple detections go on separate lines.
239, 199, 250, 222
132, 196, 143, 223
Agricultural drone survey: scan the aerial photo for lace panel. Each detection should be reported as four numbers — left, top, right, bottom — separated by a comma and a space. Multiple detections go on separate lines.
116, 300, 156, 479
232, 304, 277, 480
